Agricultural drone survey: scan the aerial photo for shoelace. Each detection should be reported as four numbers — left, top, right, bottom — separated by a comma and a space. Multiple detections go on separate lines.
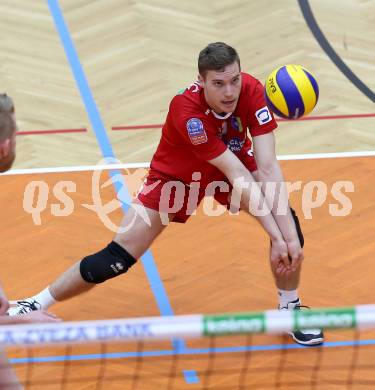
293, 304, 311, 311
15, 300, 41, 314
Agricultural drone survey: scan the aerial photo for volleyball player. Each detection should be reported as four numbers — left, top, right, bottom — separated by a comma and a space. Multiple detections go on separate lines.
8, 43, 323, 345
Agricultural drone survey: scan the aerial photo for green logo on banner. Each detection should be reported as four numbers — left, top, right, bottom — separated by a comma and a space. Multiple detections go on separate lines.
204, 313, 265, 336
294, 307, 356, 330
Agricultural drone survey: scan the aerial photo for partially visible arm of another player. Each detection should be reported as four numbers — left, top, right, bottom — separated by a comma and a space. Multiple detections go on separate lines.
0, 283, 10, 315
252, 132, 303, 270
0, 281, 60, 324
0, 310, 60, 325
208, 149, 291, 270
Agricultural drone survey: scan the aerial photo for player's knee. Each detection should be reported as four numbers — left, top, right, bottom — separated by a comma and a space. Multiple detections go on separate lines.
80, 241, 137, 284
290, 208, 304, 248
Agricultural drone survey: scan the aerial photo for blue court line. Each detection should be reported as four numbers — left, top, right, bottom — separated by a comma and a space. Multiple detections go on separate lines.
47, 0, 180, 347
183, 370, 200, 384
9, 338, 375, 364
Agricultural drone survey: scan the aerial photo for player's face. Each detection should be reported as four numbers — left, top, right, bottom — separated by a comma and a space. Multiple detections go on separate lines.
200, 62, 242, 114
0, 113, 17, 173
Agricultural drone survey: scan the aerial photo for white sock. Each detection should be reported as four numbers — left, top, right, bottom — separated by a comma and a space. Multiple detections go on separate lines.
31, 287, 57, 309
278, 289, 299, 309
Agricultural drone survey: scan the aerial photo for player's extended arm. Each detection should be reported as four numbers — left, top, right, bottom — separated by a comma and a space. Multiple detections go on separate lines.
0, 349, 22, 390
0, 281, 60, 324
0, 310, 61, 325
252, 132, 303, 267
0, 282, 10, 315
208, 149, 284, 243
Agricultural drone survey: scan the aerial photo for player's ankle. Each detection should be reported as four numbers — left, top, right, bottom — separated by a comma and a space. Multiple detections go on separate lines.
278, 288, 299, 309
32, 287, 56, 309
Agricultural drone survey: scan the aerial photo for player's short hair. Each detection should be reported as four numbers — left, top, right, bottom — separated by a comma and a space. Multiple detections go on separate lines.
0, 94, 16, 141
198, 42, 241, 78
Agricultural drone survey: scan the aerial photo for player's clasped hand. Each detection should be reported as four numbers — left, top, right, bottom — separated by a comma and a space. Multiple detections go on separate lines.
270, 238, 289, 275
270, 238, 303, 276
286, 239, 304, 271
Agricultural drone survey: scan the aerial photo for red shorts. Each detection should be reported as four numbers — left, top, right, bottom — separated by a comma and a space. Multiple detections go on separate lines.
137, 151, 257, 223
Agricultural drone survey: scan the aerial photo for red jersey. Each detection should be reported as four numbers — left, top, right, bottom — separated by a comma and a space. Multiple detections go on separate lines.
150, 72, 278, 185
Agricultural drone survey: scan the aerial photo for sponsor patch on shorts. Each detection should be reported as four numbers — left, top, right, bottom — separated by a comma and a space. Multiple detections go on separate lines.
186, 118, 207, 145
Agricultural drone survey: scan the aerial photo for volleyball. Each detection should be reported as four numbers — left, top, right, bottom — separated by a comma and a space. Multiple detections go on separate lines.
265, 64, 319, 119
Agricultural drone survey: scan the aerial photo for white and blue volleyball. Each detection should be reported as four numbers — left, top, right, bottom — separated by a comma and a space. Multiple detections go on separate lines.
265, 64, 319, 119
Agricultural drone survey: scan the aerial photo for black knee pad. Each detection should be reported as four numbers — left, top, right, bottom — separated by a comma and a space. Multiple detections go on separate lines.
80, 241, 137, 284
290, 208, 304, 248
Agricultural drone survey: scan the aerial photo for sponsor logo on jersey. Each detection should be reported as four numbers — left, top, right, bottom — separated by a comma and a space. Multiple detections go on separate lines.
230, 116, 243, 132
186, 118, 207, 145
255, 106, 272, 125
227, 137, 245, 152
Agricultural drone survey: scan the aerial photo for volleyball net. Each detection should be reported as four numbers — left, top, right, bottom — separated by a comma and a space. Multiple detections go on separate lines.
1, 304, 375, 389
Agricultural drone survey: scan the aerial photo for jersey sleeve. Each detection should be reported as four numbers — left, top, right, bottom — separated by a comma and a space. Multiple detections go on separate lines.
170, 96, 227, 160
248, 80, 278, 137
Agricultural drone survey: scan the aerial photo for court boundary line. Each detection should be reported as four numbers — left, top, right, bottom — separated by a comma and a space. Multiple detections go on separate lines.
111, 113, 375, 130
298, 0, 375, 103
9, 338, 375, 364
2, 150, 374, 176
16, 128, 87, 136
47, 0, 179, 350
13, 112, 375, 136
